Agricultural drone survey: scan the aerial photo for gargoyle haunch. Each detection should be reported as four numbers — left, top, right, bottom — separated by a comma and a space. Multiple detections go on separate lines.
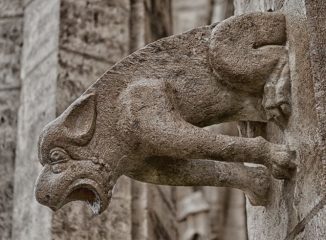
35, 12, 296, 215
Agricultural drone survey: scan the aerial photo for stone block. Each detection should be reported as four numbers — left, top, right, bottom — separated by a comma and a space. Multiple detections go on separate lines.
59, 0, 130, 63
21, 0, 60, 78
0, 18, 22, 89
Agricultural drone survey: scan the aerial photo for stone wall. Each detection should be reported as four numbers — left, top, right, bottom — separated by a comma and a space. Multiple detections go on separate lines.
234, 0, 326, 239
0, 1, 23, 239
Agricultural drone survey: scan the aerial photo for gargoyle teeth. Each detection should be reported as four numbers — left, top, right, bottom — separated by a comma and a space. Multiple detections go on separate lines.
86, 189, 102, 215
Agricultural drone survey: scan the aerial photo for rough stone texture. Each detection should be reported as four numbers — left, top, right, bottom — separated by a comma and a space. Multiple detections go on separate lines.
305, 0, 326, 198
57, 0, 130, 114
20, 0, 60, 78
0, 1, 23, 239
0, 0, 23, 18
234, 0, 326, 239
0, 18, 22, 89
56, 49, 110, 114
0, 91, 19, 240
11, 0, 60, 239
59, 0, 130, 64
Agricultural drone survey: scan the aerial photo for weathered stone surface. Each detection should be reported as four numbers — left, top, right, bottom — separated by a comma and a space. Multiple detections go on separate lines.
0, 0, 23, 17
0, 91, 20, 240
57, 49, 110, 114
0, 3, 23, 240
305, 0, 326, 198
21, 0, 60, 78
59, 0, 130, 63
0, 18, 22, 89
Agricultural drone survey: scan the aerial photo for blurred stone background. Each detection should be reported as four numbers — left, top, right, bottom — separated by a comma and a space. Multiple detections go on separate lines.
0, 0, 325, 240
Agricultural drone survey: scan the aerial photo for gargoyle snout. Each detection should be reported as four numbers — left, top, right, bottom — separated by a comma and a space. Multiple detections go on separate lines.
34, 174, 59, 211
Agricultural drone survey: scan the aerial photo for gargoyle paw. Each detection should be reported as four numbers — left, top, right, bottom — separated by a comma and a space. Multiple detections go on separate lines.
269, 144, 296, 179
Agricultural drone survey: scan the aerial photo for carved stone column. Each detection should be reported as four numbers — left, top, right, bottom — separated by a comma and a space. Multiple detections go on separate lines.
12, 0, 59, 239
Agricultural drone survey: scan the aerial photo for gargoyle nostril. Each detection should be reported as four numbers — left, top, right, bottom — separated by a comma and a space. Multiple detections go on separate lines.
44, 194, 51, 202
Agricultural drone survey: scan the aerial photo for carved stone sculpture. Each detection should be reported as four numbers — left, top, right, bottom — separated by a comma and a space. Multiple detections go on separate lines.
35, 12, 296, 215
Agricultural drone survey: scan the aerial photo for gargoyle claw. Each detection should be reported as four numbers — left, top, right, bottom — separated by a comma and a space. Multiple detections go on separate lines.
269, 145, 296, 179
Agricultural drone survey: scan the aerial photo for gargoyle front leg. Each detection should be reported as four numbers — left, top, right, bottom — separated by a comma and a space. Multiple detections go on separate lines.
119, 80, 295, 179
127, 158, 271, 206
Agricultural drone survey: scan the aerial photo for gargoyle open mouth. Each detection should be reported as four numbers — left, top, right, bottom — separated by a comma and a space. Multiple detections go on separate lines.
57, 179, 108, 215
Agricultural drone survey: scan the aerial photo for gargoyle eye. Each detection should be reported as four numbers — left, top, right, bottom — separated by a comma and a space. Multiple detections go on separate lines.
49, 148, 69, 164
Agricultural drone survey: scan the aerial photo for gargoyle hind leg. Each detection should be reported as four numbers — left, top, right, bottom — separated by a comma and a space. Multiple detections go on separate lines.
121, 80, 295, 179
127, 158, 270, 206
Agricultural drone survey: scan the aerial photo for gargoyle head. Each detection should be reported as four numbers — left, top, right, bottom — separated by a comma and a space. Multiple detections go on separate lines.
35, 93, 119, 214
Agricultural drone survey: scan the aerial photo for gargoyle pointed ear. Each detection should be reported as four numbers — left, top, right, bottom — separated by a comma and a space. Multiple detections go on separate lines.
60, 93, 97, 145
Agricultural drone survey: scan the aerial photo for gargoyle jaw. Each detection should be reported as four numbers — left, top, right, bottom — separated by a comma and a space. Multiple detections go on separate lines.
36, 177, 110, 215
59, 179, 109, 215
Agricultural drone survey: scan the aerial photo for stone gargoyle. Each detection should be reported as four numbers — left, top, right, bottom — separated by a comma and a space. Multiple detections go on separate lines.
35, 12, 296, 215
